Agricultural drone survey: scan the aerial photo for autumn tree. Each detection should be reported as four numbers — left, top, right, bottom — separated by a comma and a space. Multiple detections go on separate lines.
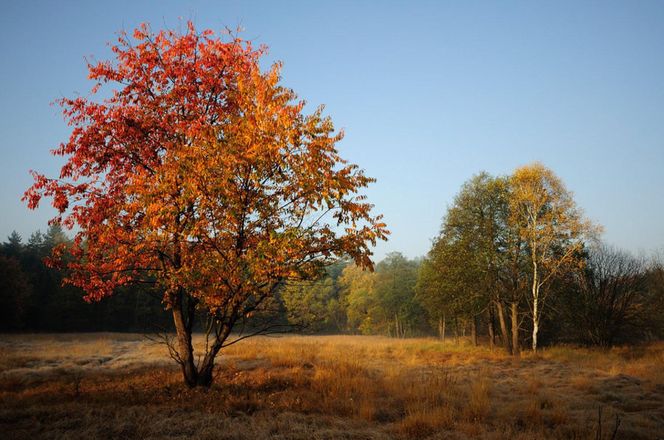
509, 162, 599, 351
23, 23, 387, 387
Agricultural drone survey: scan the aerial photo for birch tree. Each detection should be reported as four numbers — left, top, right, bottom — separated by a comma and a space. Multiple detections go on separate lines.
509, 163, 599, 351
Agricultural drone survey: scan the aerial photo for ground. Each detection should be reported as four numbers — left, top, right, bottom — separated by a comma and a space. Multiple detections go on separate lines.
0, 334, 662, 439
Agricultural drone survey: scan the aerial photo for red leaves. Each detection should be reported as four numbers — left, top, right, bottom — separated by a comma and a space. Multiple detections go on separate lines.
23, 171, 45, 210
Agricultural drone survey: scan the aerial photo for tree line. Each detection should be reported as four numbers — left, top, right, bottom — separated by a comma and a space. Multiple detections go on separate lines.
283, 163, 664, 350
0, 225, 171, 332
416, 164, 664, 351
2, 164, 664, 350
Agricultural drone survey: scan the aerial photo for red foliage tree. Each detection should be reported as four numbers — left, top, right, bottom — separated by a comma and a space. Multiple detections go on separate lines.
24, 23, 387, 387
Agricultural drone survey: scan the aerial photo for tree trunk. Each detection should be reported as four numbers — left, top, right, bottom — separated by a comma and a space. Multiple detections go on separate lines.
196, 353, 217, 388
171, 292, 221, 388
532, 315, 539, 352
496, 301, 511, 354
442, 316, 446, 342
471, 316, 478, 346
438, 315, 446, 342
197, 319, 235, 388
531, 262, 540, 352
454, 317, 459, 343
172, 303, 198, 388
511, 301, 520, 355
395, 314, 404, 339
487, 309, 495, 350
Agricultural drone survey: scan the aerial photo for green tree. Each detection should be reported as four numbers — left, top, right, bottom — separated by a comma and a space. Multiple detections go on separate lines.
372, 253, 423, 337
281, 262, 349, 332
416, 256, 451, 340
3, 231, 23, 257
282, 280, 328, 330
418, 173, 513, 347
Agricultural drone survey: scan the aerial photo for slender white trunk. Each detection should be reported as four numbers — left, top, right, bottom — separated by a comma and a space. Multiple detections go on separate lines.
531, 260, 539, 352
532, 316, 539, 352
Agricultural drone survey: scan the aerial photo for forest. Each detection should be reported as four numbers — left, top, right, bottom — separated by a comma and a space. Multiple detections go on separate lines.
4, 163, 663, 352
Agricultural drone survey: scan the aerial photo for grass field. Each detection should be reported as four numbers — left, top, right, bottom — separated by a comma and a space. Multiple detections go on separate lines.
1, 334, 663, 439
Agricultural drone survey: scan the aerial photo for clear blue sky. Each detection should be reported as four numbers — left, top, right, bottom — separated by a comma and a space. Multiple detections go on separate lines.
1, 1, 663, 261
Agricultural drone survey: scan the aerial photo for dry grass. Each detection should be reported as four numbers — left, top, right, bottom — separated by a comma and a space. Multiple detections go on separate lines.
1, 334, 662, 439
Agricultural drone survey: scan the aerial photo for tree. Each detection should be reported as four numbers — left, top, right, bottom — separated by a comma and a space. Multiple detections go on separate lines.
340, 254, 422, 336
4, 231, 23, 258
281, 260, 349, 333
281, 277, 338, 331
644, 260, 664, 340
509, 162, 599, 351
569, 244, 656, 346
417, 173, 513, 348
281, 262, 348, 332
338, 263, 376, 334
500, 213, 529, 355
417, 239, 475, 341
416, 256, 451, 340
372, 253, 423, 337
0, 254, 32, 330
24, 23, 387, 387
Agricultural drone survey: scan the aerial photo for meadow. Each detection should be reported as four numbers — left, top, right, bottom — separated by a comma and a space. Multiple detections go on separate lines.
1, 334, 662, 439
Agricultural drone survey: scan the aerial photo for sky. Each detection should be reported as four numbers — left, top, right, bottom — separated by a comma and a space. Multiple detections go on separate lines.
1, 0, 663, 261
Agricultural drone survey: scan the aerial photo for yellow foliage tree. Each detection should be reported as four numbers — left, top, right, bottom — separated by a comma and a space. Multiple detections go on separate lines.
509, 163, 600, 351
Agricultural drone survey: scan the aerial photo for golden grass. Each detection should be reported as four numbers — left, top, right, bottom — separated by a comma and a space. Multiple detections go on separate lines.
0, 333, 662, 439
537, 342, 664, 383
